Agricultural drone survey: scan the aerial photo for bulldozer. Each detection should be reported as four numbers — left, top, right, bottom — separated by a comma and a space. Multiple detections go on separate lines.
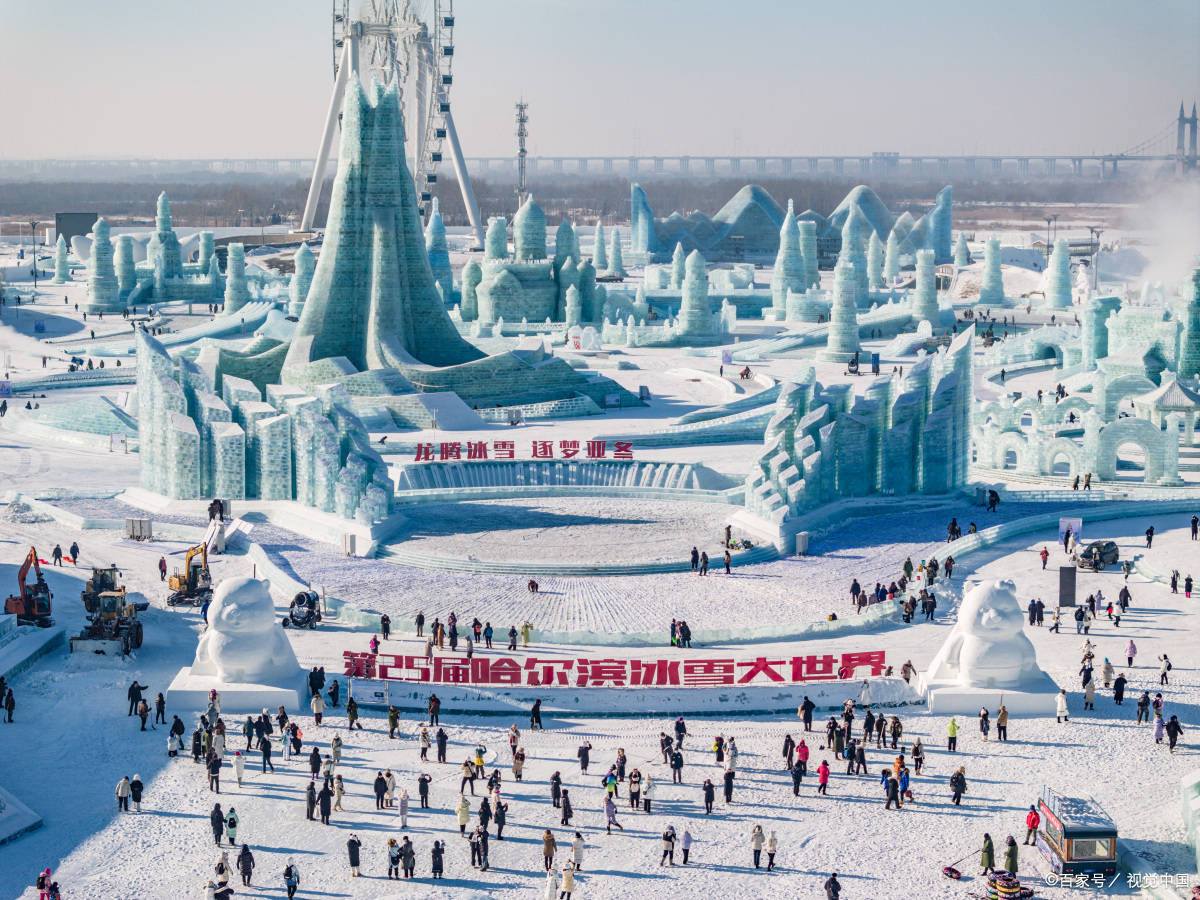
167, 543, 212, 607
71, 566, 146, 655
72, 565, 147, 654
4, 546, 54, 627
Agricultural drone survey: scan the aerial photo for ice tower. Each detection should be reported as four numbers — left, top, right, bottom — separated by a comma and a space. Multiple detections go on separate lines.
1044, 239, 1072, 309
954, 233, 971, 267
459, 259, 481, 322
670, 243, 686, 289
53, 234, 69, 283
86, 218, 120, 312
424, 198, 453, 300
840, 212, 869, 308
115, 236, 136, 300
592, 222, 607, 272
606, 229, 626, 277
980, 238, 1005, 305
288, 243, 315, 318
771, 201, 805, 318
799, 220, 819, 289
283, 77, 483, 373
513, 196, 547, 262
677, 250, 715, 338
867, 231, 884, 290
821, 257, 860, 361
929, 186, 952, 264
911, 249, 939, 324
883, 227, 901, 285
630, 183, 660, 256
223, 244, 250, 314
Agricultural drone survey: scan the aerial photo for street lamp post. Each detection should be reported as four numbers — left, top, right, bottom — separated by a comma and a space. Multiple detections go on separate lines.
28, 220, 40, 290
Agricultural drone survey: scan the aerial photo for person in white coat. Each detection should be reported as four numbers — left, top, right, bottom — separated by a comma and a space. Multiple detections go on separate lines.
559, 861, 576, 899
727, 738, 739, 771
399, 789, 410, 829
571, 832, 584, 871
859, 680, 871, 706
681, 828, 693, 865
310, 693, 325, 726
750, 824, 765, 868
766, 830, 778, 871
232, 751, 245, 788
1056, 689, 1069, 723
641, 774, 655, 813
213, 731, 226, 759
385, 769, 396, 808
543, 866, 559, 900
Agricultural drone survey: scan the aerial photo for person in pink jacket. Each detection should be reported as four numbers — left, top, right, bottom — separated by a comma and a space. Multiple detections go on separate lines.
1126, 640, 1137, 668
817, 760, 830, 795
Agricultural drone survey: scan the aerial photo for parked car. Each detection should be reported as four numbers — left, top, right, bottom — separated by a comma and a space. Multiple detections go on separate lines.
1078, 540, 1119, 571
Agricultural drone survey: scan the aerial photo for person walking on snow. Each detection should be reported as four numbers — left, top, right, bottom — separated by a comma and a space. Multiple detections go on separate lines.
1024, 805, 1040, 844
1056, 689, 1070, 723
750, 824, 765, 868
115, 776, 131, 812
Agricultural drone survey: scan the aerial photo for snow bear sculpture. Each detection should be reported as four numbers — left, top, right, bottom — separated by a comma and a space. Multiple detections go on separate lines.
925, 579, 1039, 689
191, 577, 300, 686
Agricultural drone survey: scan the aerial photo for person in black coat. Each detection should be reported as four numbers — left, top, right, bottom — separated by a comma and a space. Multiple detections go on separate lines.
436, 727, 448, 764
854, 743, 867, 775
791, 760, 805, 795
130, 775, 144, 812
347, 834, 362, 876
577, 741, 592, 773
309, 747, 322, 780
318, 783, 333, 825
260, 735, 274, 773
560, 789, 573, 826
210, 803, 224, 845
237, 845, 255, 886
494, 800, 507, 839
825, 872, 841, 900
702, 778, 715, 813
723, 769, 735, 804
431, 840, 445, 878
305, 783, 316, 820
800, 696, 815, 731
1114, 673, 1127, 705
373, 772, 388, 810
550, 771, 562, 808
208, 753, 222, 793
418, 774, 432, 808
127, 680, 146, 716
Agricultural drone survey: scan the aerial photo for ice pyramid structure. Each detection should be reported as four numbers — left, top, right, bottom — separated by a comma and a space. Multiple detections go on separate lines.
284, 77, 483, 373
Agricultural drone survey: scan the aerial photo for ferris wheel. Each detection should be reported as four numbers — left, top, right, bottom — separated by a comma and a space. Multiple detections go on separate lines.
300, 0, 485, 248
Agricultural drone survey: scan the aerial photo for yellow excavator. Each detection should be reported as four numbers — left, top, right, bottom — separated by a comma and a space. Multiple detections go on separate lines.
167, 544, 212, 607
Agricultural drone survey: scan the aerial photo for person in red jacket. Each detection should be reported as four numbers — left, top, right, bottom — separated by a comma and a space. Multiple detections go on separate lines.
1023, 805, 1040, 844
817, 760, 830, 795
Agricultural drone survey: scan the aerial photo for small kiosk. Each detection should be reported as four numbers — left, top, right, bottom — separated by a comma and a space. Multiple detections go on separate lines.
1035, 786, 1118, 877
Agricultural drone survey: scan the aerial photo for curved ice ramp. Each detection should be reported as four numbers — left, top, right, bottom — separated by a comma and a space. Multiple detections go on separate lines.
65, 301, 275, 357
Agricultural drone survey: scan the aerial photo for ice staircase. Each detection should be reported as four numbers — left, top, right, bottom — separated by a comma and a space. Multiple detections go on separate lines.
374, 542, 778, 576
393, 459, 708, 492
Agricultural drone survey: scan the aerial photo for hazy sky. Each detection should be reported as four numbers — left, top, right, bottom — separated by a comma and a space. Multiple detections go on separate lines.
2, 0, 1198, 159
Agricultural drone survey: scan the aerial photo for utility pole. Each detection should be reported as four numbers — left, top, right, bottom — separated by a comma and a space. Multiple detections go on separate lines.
515, 99, 529, 208
1089, 226, 1103, 291
29, 220, 39, 289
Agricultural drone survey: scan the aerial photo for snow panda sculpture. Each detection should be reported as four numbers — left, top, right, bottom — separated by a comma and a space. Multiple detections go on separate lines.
191, 577, 301, 686
924, 579, 1038, 689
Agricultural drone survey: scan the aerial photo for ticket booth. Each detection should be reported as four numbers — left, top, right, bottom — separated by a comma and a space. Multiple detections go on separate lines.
1035, 787, 1118, 877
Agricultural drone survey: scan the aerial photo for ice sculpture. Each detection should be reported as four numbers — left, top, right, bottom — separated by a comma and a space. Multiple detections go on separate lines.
564, 284, 582, 328
867, 231, 884, 290
883, 226, 901, 286
928, 186, 952, 264
953, 233, 971, 267
606, 229, 625, 277
283, 78, 482, 372
592, 222, 608, 271
577, 258, 598, 322
554, 219, 579, 269
677, 250, 715, 337
979, 238, 1005, 304
167, 577, 305, 712
115, 236, 135, 300
1178, 269, 1200, 379
630, 183, 660, 255
425, 198, 453, 299
1044, 239, 1072, 309
153, 192, 183, 286
911, 249, 939, 324
53, 234, 69, 283
771, 201, 805, 318
921, 579, 1057, 714
632, 284, 650, 320
670, 243, 686, 289
513, 195, 547, 262
288, 243, 315, 318
198, 232, 215, 272
86, 218, 119, 312
840, 211, 868, 308
223, 243, 250, 314
460, 258, 481, 322
485, 217, 508, 260
821, 256, 860, 361
799, 220, 819, 289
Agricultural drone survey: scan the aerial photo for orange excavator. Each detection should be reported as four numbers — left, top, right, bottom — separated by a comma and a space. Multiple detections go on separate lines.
4, 546, 54, 627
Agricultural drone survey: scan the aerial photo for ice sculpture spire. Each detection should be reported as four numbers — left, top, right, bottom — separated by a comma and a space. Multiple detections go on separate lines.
929, 186, 952, 264
883, 226, 901, 285
592, 222, 608, 271
53, 234, 69, 283
115, 235, 135, 300
564, 284, 582, 328
1044, 238, 1072, 309
288, 243, 315, 318
979, 238, 1005, 304
771, 200, 805, 318
460, 258, 481, 322
554, 219, 578, 270
630, 183, 660, 255
953, 233, 971, 267
485, 217, 508, 260
283, 76, 481, 372
513, 195, 547, 262
425, 197, 453, 300
1177, 267, 1200, 380
198, 232, 215, 272
799, 220, 819, 289
840, 211, 868, 308
606, 228, 626, 277
670, 242, 686, 289
911, 249, 939, 324
222, 243, 249, 314
86, 218, 119, 312
153, 191, 182, 289
867, 230, 884, 290
677, 249, 714, 337
822, 255, 860, 361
